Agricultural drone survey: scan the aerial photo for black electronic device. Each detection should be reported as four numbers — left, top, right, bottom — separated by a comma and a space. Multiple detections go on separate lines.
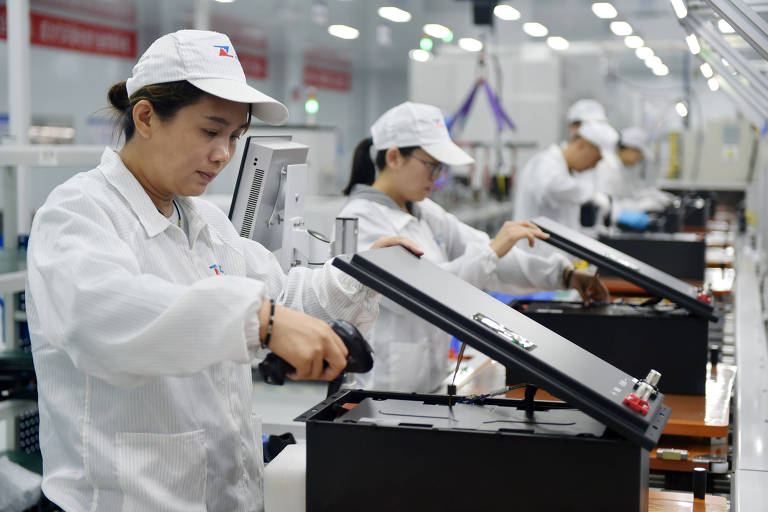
257, 319, 373, 386
519, 217, 716, 395
510, 300, 708, 395
597, 231, 706, 281
297, 246, 671, 511
532, 217, 715, 322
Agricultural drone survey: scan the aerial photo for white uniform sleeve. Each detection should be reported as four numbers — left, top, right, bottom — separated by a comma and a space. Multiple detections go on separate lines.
540, 165, 595, 209
239, 239, 380, 335
420, 200, 499, 289
485, 248, 572, 293
26, 193, 269, 388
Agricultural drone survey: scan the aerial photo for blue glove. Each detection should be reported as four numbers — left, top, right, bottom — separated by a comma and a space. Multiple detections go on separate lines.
617, 209, 650, 231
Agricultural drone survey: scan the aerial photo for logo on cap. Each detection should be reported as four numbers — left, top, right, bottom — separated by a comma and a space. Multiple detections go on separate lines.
214, 45, 235, 58
433, 118, 443, 128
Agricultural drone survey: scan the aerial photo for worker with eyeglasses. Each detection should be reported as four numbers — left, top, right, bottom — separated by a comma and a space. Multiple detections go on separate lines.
337, 101, 608, 393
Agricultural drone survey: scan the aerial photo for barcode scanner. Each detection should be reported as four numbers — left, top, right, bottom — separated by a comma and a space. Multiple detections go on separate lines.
258, 319, 374, 389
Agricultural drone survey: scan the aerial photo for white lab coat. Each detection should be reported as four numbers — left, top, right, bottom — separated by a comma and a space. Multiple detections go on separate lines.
595, 151, 674, 216
338, 185, 571, 393
25, 148, 379, 512
514, 143, 595, 233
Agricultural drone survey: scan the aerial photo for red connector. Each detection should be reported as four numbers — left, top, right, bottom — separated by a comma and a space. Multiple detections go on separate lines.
623, 393, 650, 415
697, 292, 712, 304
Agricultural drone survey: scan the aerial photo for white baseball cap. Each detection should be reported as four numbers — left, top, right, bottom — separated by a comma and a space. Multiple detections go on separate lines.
620, 127, 650, 156
370, 102, 474, 166
126, 30, 288, 125
578, 120, 619, 152
566, 99, 607, 123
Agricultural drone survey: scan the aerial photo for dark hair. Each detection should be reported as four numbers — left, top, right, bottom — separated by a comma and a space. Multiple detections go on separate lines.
107, 80, 251, 141
342, 138, 418, 195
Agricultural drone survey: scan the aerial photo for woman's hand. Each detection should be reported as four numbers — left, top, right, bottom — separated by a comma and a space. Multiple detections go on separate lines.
569, 270, 610, 306
489, 221, 549, 258
260, 304, 349, 381
371, 236, 424, 256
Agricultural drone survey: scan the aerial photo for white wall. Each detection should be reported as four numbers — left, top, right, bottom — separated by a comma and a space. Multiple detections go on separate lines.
0, 44, 407, 227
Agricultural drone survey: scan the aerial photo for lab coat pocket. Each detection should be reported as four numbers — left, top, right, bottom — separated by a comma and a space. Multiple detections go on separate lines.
116, 429, 207, 512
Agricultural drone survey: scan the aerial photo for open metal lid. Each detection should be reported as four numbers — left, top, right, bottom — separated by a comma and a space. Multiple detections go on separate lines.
333, 247, 670, 450
532, 217, 717, 322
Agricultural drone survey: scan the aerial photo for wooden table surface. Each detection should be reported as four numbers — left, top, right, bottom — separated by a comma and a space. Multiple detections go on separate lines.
649, 491, 728, 511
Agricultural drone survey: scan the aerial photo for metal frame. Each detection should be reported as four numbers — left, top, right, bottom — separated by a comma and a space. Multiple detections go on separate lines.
682, 11, 768, 119
732, 239, 768, 510
704, 0, 768, 61
0, 144, 103, 250
733, 242, 768, 471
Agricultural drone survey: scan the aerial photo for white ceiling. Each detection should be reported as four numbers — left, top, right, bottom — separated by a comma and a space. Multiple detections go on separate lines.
30, 0, 768, 79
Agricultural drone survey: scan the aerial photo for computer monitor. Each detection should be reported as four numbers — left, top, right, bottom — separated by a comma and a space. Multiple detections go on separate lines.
228, 136, 310, 252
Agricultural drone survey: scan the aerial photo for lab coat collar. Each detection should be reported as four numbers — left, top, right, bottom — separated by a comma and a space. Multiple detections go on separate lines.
98, 147, 210, 243
347, 184, 421, 230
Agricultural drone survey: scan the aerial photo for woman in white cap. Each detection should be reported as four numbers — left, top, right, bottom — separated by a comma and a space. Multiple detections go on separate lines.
25, 30, 417, 512
337, 102, 608, 393
514, 120, 620, 239
595, 127, 674, 216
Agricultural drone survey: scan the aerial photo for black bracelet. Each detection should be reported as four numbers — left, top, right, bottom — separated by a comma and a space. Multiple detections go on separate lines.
564, 268, 574, 289
261, 299, 275, 349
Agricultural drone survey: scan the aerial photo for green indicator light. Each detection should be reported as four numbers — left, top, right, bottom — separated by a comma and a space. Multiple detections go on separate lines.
442, 30, 454, 43
420, 37, 433, 52
305, 98, 319, 114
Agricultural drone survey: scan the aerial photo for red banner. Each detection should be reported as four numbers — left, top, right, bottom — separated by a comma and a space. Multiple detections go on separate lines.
0, 6, 136, 58
0, 6, 6, 40
303, 65, 351, 91
239, 52, 268, 79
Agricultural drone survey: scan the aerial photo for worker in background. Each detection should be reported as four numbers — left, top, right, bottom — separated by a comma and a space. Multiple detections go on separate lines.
566, 98, 608, 138
338, 101, 609, 393
513, 120, 619, 243
24, 30, 418, 512
596, 127, 675, 224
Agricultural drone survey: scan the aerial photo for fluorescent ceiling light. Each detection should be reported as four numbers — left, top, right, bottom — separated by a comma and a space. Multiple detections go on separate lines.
494, 4, 521, 21
669, 0, 687, 19
610, 21, 633, 36
708, 77, 720, 91
645, 56, 662, 68
328, 24, 359, 40
547, 36, 569, 50
652, 64, 669, 76
675, 102, 688, 117
213, 0, 236, 3
523, 22, 548, 37
458, 37, 483, 52
378, 6, 411, 23
624, 35, 644, 49
700, 63, 714, 78
635, 46, 654, 60
591, 3, 617, 19
718, 19, 735, 33
423, 23, 451, 39
409, 49, 431, 62
685, 33, 701, 55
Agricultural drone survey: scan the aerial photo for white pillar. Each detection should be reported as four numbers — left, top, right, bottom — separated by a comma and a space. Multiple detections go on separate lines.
194, 0, 210, 30
7, 0, 31, 242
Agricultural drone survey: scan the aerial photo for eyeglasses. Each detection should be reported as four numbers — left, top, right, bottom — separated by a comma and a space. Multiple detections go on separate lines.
410, 155, 446, 179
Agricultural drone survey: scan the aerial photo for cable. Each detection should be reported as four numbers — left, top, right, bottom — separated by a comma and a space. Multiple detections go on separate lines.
457, 384, 527, 405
